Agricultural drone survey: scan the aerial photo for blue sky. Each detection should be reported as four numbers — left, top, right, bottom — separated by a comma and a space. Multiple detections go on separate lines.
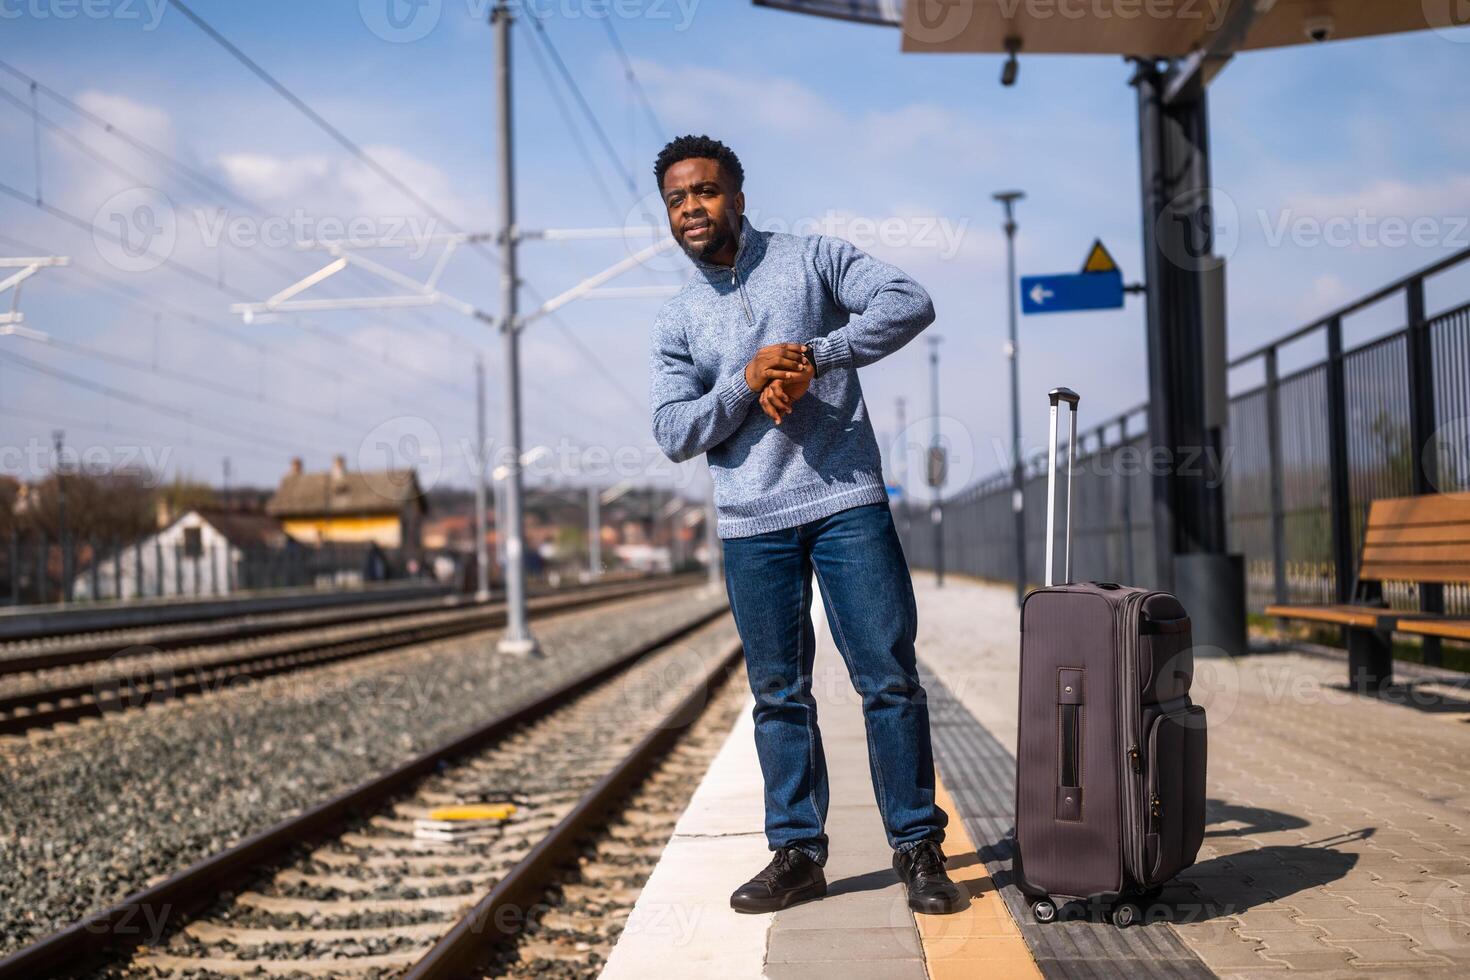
2, 1, 1468, 501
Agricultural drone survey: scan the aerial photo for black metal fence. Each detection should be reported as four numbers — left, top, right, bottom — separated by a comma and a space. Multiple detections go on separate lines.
1, 531, 417, 605
900, 247, 1470, 622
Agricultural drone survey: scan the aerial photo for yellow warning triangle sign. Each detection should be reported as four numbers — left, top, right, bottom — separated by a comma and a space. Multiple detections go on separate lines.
1081, 239, 1118, 274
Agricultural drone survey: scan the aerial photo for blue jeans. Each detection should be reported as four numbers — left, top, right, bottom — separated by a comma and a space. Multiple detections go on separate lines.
721, 501, 946, 866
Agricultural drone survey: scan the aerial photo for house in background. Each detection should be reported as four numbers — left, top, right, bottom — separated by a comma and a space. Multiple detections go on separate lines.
267, 456, 426, 554
72, 509, 296, 600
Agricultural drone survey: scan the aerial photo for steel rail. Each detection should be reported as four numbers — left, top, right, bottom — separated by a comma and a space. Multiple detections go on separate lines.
0, 581, 451, 644
403, 635, 743, 979
0, 592, 464, 676
0, 601, 730, 979
0, 572, 664, 677
0, 576, 693, 735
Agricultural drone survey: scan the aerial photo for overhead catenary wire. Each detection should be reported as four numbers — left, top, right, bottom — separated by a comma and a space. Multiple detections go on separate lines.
522, 27, 626, 225
0, 399, 316, 469
0, 213, 482, 427
0, 74, 485, 370
154, 3, 652, 434
165, 0, 507, 276
0, 57, 486, 357
599, 17, 666, 139
524, 12, 640, 197
1, 322, 382, 438
5, 9, 673, 485
0, 346, 329, 456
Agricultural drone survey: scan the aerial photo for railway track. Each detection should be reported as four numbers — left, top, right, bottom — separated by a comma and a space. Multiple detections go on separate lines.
0, 605, 741, 979
0, 575, 692, 736
0, 572, 652, 676
0, 590, 465, 676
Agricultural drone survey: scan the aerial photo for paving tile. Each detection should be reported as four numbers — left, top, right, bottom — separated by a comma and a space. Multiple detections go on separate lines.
1189, 938, 1290, 971
925, 949, 1041, 978
1231, 908, 1304, 931
764, 958, 928, 980
1323, 937, 1448, 963
1259, 949, 1357, 970
765, 926, 924, 963
613, 575, 1470, 978
1250, 929, 1337, 953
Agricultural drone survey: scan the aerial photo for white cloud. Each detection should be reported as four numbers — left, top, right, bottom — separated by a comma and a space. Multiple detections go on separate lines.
216, 143, 460, 223
74, 90, 176, 155
1285, 175, 1470, 224
216, 152, 334, 202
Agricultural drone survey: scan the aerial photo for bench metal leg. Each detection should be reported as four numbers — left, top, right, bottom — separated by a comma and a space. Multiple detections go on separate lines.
1347, 627, 1392, 693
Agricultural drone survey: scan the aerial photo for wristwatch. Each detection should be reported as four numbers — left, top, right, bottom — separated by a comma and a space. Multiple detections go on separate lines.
803, 340, 819, 377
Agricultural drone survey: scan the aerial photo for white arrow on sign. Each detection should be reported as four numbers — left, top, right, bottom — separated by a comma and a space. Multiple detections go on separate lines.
1029, 283, 1054, 306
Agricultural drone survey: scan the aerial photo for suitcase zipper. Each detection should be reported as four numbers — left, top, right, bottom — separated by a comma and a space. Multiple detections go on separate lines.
1118, 589, 1153, 887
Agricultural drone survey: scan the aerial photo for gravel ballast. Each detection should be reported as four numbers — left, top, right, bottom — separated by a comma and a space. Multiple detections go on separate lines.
0, 585, 727, 956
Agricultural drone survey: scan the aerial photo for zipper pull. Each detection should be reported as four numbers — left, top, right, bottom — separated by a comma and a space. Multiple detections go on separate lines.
1128, 745, 1141, 773
1150, 794, 1162, 818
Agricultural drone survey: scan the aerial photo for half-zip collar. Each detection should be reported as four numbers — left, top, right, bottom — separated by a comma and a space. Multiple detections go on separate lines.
690, 214, 764, 286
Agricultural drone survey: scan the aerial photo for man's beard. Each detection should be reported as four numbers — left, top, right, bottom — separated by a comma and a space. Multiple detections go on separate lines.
679, 218, 736, 263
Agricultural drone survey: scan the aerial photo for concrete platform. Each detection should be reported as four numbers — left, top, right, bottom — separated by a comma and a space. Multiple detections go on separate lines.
601, 572, 1470, 979
600, 572, 1039, 980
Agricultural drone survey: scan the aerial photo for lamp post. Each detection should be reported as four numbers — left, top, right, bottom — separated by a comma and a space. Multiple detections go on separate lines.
926, 337, 944, 588
53, 429, 68, 603
993, 190, 1026, 606
491, 0, 538, 655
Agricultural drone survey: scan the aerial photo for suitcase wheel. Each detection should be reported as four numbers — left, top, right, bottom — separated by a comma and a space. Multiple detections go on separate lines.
1030, 899, 1057, 924
1108, 900, 1141, 928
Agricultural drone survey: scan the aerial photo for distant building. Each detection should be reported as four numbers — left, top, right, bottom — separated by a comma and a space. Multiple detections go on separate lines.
73, 509, 296, 600
267, 456, 426, 552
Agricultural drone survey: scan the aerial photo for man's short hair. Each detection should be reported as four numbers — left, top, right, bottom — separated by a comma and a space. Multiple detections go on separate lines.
654, 135, 744, 194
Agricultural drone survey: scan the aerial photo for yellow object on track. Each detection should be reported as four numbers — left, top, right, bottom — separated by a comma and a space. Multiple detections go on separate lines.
427, 803, 516, 822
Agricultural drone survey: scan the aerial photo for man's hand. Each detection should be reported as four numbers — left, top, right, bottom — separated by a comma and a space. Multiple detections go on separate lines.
759, 350, 814, 425
745, 343, 810, 392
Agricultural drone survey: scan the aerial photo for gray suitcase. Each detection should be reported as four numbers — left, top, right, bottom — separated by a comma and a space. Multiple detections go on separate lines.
1013, 387, 1207, 928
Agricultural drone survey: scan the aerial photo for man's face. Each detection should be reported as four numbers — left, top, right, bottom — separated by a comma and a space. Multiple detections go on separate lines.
661, 157, 744, 264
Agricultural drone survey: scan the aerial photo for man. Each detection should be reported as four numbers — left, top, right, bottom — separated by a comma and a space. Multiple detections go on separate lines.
648, 134, 961, 916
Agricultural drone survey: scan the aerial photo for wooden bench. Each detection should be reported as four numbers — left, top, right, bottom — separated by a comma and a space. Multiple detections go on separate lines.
1265, 493, 1470, 691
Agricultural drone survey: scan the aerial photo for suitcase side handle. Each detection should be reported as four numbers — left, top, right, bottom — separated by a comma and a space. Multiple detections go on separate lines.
1044, 387, 1081, 587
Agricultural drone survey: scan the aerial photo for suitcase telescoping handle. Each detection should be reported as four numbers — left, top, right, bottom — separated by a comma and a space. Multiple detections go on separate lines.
1044, 387, 1080, 587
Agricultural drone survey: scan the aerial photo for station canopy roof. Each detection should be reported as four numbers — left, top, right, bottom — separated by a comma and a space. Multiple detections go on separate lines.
754, 1, 1457, 57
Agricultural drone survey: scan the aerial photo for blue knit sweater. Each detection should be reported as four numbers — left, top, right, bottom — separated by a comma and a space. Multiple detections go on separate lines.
649, 216, 935, 539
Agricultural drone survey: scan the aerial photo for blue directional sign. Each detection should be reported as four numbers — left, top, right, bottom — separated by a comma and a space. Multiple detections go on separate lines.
1020, 240, 1126, 315
1021, 269, 1124, 314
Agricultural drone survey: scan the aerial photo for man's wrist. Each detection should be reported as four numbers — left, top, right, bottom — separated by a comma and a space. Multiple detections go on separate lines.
721, 368, 760, 414
808, 333, 851, 377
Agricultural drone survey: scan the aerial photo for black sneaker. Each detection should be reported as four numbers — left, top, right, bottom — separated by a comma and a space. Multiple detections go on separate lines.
730, 846, 827, 913
894, 840, 963, 914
